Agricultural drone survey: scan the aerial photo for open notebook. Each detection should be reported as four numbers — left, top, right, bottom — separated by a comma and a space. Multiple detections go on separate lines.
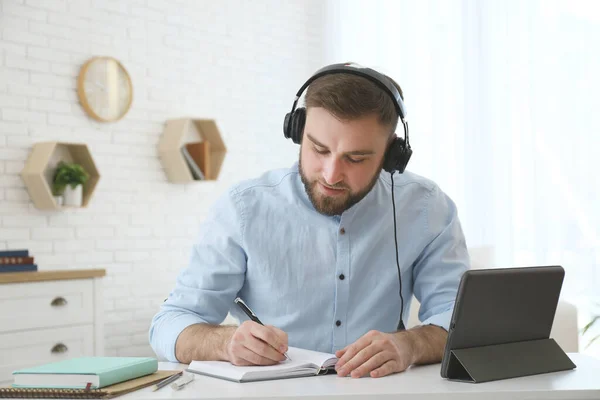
186, 347, 338, 383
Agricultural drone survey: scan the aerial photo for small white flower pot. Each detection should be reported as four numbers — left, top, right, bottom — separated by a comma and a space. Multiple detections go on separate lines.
63, 184, 83, 207
53, 195, 64, 206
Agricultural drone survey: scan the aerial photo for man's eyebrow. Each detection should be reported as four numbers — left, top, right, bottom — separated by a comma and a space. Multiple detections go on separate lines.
305, 133, 376, 156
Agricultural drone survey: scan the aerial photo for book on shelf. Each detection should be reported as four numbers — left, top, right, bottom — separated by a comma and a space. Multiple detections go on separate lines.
183, 142, 211, 180
0, 256, 34, 265
0, 250, 29, 258
181, 144, 205, 180
0, 264, 37, 273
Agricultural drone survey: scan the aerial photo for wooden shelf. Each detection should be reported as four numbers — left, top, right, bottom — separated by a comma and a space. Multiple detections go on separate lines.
158, 118, 226, 183
0, 269, 106, 284
21, 142, 101, 210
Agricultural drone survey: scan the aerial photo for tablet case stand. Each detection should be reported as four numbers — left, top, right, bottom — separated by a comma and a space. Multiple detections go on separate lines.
446, 338, 576, 383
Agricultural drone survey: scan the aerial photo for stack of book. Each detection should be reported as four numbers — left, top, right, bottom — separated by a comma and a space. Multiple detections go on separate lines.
0, 357, 178, 399
0, 249, 38, 273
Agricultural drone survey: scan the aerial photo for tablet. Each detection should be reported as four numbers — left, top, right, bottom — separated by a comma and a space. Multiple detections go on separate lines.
440, 265, 566, 379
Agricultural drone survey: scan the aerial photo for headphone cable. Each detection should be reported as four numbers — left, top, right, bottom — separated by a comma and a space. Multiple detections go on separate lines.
390, 171, 406, 331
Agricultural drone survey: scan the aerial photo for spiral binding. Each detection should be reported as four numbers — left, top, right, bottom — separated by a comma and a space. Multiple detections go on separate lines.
0, 387, 106, 399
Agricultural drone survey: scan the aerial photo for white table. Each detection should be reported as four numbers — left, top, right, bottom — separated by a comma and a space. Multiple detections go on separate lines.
118, 353, 600, 400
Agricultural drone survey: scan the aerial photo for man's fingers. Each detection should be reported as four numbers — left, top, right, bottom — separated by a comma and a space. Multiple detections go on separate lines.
336, 335, 371, 370
265, 325, 289, 353
228, 322, 287, 365
337, 344, 378, 376
244, 334, 286, 362
370, 359, 398, 378
251, 324, 288, 354
234, 346, 280, 366
333, 331, 411, 378
228, 328, 281, 366
349, 350, 391, 378
335, 348, 347, 358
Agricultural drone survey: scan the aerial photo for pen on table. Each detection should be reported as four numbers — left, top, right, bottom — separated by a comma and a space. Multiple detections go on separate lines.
151, 371, 183, 392
234, 297, 292, 361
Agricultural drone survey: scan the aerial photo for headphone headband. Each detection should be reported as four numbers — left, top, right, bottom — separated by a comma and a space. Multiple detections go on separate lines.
290, 63, 407, 121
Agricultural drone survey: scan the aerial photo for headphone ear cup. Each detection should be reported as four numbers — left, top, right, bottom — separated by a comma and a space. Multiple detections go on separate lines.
283, 112, 293, 140
383, 136, 412, 173
283, 108, 306, 144
290, 107, 306, 145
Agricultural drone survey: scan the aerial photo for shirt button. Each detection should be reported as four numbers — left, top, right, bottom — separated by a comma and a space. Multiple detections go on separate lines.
339, 274, 345, 280
339, 227, 346, 235
336, 320, 342, 327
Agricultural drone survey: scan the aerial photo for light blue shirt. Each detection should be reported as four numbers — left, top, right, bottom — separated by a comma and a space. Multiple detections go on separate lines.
149, 163, 470, 362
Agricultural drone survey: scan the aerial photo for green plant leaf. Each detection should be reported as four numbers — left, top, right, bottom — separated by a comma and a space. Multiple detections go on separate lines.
585, 334, 600, 349
582, 316, 599, 336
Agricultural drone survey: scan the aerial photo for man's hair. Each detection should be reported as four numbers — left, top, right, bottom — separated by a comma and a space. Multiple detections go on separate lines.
304, 70, 404, 135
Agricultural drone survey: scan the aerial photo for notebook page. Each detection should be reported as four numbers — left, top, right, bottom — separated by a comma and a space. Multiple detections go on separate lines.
286, 347, 338, 369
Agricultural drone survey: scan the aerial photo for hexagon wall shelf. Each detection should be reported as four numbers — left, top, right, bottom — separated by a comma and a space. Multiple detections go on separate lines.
158, 118, 226, 183
21, 142, 100, 210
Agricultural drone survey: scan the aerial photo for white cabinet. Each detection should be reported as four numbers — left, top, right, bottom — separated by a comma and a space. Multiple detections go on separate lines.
0, 270, 105, 385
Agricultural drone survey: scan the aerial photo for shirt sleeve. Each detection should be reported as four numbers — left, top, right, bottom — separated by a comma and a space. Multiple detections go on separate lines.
412, 184, 470, 331
149, 187, 247, 362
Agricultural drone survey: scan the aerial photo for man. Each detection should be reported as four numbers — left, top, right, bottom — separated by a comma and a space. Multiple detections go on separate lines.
150, 63, 469, 379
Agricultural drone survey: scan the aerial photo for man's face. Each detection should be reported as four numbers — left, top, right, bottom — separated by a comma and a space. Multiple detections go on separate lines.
299, 107, 390, 216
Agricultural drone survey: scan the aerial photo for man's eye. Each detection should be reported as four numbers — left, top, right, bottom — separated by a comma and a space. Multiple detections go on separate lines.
314, 147, 328, 154
347, 157, 365, 164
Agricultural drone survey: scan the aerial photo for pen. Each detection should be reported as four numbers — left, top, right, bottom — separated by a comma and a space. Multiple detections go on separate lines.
151, 371, 183, 392
234, 297, 291, 361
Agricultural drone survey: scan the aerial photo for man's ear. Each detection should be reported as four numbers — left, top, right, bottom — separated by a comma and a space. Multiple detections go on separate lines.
387, 133, 398, 145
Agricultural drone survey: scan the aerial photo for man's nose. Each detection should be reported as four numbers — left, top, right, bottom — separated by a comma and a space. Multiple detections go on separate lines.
322, 158, 344, 186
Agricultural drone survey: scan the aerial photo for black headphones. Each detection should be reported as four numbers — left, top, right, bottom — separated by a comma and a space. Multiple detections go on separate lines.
283, 62, 412, 174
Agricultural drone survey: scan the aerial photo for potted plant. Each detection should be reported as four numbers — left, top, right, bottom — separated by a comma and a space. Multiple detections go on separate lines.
582, 309, 599, 350
52, 161, 90, 207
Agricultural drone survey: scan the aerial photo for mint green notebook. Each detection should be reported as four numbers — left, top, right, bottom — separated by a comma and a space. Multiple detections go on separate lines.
12, 357, 158, 389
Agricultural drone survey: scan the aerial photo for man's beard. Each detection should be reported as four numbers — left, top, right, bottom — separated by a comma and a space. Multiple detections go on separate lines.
299, 153, 382, 216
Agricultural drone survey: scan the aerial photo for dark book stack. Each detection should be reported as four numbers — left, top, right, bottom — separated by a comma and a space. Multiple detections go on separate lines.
0, 249, 38, 273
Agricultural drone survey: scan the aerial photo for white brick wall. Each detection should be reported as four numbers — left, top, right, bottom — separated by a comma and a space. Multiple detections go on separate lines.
0, 0, 325, 357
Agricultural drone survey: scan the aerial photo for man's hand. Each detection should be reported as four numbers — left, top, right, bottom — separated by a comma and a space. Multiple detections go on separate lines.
225, 321, 289, 366
335, 330, 415, 378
